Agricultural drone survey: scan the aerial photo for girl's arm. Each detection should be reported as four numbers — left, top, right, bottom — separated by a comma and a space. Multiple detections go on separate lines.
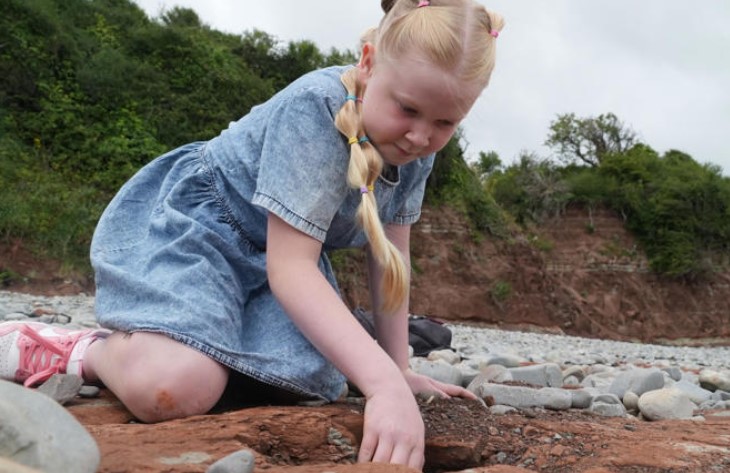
367, 223, 411, 369
368, 223, 479, 400
266, 213, 425, 469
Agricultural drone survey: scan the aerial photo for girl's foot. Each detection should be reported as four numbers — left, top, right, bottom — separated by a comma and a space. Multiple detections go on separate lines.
0, 321, 109, 387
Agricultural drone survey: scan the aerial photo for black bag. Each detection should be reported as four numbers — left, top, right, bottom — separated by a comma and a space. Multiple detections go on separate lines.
351, 307, 453, 357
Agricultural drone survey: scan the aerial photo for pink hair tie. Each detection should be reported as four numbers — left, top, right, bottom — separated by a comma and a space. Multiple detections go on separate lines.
490, 30, 499, 38
417, 0, 430, 7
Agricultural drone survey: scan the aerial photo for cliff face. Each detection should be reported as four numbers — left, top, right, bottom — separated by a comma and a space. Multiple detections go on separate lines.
338, 204, 730, 344
2, 204, 729, 344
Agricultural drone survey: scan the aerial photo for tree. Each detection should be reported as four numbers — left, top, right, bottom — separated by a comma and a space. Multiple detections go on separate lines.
473, 150, 501, 182
161, 7, 204, 28
489, 152, 571, 225
546, 113, 638, 167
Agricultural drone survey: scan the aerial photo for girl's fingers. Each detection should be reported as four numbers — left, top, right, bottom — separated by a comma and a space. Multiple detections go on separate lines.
387, 443, 412, 467
409, 448, 425, 471
358, 432, 378, 463
371, 438, 395, 465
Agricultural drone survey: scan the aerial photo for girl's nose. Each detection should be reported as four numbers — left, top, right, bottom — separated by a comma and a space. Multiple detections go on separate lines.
405, 122, 431, 148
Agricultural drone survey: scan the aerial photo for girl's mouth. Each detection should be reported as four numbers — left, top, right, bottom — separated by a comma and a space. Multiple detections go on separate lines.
394, 144, 410, 157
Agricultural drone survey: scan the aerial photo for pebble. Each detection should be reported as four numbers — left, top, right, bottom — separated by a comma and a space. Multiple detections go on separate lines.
37, 374, 84, 405
638, 388, 696, 420
2, 290, 730, 471
206, 449, 256, 473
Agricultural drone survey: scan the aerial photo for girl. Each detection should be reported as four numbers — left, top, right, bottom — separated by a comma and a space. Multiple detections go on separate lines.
0, 0, 503, 468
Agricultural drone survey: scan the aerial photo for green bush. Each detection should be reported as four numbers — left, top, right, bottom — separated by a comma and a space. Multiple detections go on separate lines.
426, 134, 509, 237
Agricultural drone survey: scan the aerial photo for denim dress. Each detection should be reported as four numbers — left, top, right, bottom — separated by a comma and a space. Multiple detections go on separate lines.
90, 65, 436, 401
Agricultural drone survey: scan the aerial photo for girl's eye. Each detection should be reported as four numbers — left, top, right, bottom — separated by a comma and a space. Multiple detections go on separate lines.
399, 103, 418, 115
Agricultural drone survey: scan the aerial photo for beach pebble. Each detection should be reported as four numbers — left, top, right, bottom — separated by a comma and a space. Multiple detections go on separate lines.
638, 388, 696, 420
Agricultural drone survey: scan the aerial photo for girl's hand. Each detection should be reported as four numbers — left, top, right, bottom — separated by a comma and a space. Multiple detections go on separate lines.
358, 385, 425, 470
403, 368, 479, 400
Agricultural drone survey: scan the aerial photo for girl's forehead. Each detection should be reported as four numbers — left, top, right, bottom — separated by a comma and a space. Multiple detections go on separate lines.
379, 54, 481, 119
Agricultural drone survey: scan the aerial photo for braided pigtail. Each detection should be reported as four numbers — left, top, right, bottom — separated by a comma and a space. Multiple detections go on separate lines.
334, 68, 409, 314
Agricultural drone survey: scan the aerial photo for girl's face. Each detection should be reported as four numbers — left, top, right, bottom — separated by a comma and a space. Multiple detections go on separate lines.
358, 43, 482, 167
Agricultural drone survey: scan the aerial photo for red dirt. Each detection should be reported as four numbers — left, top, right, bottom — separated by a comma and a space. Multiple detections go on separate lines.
65, 389, 730, 473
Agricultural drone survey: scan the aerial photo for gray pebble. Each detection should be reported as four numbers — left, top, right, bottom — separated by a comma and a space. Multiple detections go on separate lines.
206, 449, 255, 473
37, 374, 83, 405
78, 385, 101, 398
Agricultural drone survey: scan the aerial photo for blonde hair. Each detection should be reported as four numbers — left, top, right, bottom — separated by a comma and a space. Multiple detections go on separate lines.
335, 0, 504, 313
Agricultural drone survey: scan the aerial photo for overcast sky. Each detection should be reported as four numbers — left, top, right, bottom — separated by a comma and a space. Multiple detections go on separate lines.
133, 0, 730, 175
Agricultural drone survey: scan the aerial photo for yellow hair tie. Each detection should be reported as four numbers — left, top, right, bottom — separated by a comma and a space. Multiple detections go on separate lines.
348, 136, 358, 145
359, 184, 375, 194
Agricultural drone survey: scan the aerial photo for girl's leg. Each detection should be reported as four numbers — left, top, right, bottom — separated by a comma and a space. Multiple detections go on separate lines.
84, 332, 229, 423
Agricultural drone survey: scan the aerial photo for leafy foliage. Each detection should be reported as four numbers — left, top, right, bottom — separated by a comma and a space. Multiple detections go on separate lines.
0, 0, 355, 267
1, 0, 728, 283
595, 146, 730, 277
488, 153, 571, 225
426, 133, 509, 237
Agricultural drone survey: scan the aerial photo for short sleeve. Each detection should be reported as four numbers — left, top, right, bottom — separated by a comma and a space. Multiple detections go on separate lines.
251, 87, 350, 242
389, 154, 436, 225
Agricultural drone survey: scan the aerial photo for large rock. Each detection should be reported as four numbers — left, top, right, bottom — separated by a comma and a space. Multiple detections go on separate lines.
638, 388, 696, 421
0, 380, 100, 473
699, 369, 730, 392
475, 384, 572, 410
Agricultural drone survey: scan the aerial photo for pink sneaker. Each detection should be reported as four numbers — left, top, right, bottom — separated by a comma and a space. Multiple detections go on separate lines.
0, 321, 109, 388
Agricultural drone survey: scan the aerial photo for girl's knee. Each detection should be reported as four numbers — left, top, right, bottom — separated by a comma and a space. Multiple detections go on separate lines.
123, 372, 226, 422
102, 332, 229, 422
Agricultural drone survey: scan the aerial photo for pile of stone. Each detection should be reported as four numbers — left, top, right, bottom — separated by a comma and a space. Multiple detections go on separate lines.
411, 344, 730, 421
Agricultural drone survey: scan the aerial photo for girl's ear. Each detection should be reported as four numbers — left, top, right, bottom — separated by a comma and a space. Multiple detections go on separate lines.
358, 42, 376, 87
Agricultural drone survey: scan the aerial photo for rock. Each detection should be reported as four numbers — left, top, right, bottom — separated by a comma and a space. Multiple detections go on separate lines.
466, 365, 512, 394
507, 363, 563, 387
427, 348, 460, 365
589, 393, 627, 417
0, 380, 100, 473
581, 370, 615, 390
37, 374, 84, 405
490, 405, 518, 415
661, 366, 683, 382
481, 353, 526, 368
638, 388, 696, 421
0, 457, 42, 473
410, 358, 463, 387
699, 369, 730, 392
456, 362, 480, 387
622, 391, 639, 412
562, 365, 586, 382
477, 384, 572, 410
206, 449, 256, 473
563, 375, 581, 386
672, 379, 712, 405
569, 389, 593, 409
609, 368, 664, 399
78, 385, 101, 398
